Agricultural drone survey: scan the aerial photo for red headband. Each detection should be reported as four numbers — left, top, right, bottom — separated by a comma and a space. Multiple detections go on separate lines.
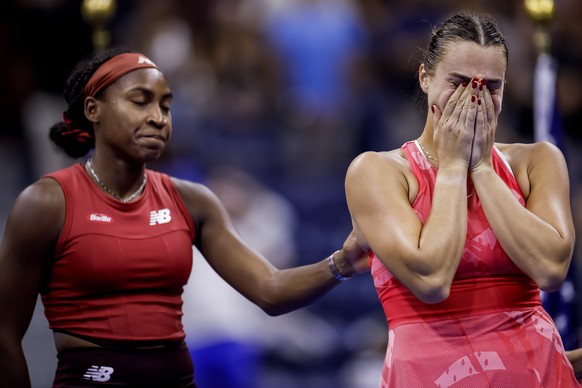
83, 53, 159, 97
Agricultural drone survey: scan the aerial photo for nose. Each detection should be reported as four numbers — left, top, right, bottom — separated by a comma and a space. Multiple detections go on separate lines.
147, 106, 168, 128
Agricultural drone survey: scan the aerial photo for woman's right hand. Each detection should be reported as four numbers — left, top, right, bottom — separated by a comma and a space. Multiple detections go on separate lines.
469, 79, 497, 171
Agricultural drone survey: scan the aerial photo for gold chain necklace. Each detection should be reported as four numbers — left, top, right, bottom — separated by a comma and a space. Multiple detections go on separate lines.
417, 141, 475, 198
418, 141, 439, 162
85, 159, 146, 203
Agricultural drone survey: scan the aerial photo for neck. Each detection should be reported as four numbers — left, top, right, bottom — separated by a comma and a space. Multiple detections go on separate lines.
85, 158, 147, 202
416, 129, 438, 162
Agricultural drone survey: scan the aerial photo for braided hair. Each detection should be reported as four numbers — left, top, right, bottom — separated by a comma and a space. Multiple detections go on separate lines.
49, 47, 133, 158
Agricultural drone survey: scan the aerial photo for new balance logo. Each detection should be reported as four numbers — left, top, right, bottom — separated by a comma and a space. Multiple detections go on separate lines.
138, 55, 156, 66
83, 365, 114, 382
150, 208, 171, 225
88, 213, 112, 223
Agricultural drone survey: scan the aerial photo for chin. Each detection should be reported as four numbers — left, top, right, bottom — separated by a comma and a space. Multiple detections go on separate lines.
142, 150, 164, 163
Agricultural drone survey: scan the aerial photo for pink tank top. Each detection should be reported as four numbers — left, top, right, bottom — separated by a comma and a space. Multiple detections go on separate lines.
370, 140, 540, 328
369, 141, 580, 387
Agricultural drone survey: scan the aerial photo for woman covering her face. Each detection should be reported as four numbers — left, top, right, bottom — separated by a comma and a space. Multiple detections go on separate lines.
345, 10, 580, 387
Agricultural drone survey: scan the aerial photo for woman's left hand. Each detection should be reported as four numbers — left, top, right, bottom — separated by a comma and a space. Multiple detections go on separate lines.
470, 79, 497, 171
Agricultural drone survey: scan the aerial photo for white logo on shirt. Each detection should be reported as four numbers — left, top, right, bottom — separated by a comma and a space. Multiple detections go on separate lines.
138, 55, 156, 66
88, 213, 112, 223
150, 208, 171, 225
83, 365, 114, 382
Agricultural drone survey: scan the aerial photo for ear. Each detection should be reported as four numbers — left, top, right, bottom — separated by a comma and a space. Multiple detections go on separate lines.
84, 97, 100, 124
419, 64, 429, 94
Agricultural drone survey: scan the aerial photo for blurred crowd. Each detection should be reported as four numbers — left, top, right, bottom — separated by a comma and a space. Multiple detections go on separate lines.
1, 0, 581, 387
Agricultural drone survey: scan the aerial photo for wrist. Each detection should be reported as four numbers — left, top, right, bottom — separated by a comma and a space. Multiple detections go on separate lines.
327, 250, 353, 282
470, 163, 494, 179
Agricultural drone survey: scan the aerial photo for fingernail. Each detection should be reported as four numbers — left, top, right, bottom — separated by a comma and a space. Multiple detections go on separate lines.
472, 81, 478, 89
431, 105, 435, 113
479, 85, 483, 91
480, 79, 486, 85
462, 82, 468, 87
471, 95, 476, 103
477, 99, 482, 105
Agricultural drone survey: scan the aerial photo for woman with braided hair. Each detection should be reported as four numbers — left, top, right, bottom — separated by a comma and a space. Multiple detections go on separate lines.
0, 47, 368, 387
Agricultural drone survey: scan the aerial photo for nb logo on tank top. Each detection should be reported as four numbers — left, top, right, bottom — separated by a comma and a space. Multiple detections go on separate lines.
138, 55, 156, 66
150, 208, 171, 225
83, 365, 114, 382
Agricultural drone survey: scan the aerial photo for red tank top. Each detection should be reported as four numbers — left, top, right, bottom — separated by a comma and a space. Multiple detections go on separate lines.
42, 163, 195, 343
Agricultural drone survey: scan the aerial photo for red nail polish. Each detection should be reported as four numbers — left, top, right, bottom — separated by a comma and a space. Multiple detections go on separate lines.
477, 99, 482, 105
480, 79, 486, 85
431, 105, 435, 113
462, 82, 468, 87
471, 95, 476, 103
479, 85, 483, 91
472, 81, 478, 89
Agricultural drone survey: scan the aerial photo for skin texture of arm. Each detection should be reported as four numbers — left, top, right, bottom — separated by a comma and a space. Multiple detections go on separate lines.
471, 142, 574, 291
345, 151, 468, 304
566, 347, 582, 382
470, 82, 575, 291
345, 82, 481, 304
172, 178, 369, 316
0, 178, 64, 388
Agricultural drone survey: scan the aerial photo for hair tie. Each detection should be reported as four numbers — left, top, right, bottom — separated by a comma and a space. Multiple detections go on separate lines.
61, 111, 92, 144
62, 111, 72, 127
60, 128, 93, 144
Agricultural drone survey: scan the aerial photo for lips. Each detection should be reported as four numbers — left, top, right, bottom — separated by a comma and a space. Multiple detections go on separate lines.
139, 134, 167, 149
141, 134, 166, 142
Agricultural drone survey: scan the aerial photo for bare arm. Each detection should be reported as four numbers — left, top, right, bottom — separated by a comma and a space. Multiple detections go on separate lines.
345, 151, 468, 304
470, 86, 575, 291
0, 179, 64, 388
173, 179, 368, 316
345, 82, 480, 304
471, 143, 574, 291
566, 347, 582, 382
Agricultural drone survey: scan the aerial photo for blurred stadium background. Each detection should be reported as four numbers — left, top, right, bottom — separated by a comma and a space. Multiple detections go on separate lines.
1, 0, 581, 387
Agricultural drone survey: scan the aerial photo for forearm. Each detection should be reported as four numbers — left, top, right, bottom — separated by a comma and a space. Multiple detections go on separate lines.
472, 167, 572, 289
416, 168, 468, 276
372, 168, 469, 303
0, 343, 32, 388
566, 348, 582, 382
259, 253, 348, 316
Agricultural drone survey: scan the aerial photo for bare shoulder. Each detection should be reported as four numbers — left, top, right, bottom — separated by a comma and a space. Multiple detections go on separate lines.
170, 177, 220, 206
495, 141, 565, 166
3, 177, 65, 252
495, 141, 568, 200
170, 176, 226, 218
346, 148, 417, 201
347, 149, 408, 176
14, 178, 65, 219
